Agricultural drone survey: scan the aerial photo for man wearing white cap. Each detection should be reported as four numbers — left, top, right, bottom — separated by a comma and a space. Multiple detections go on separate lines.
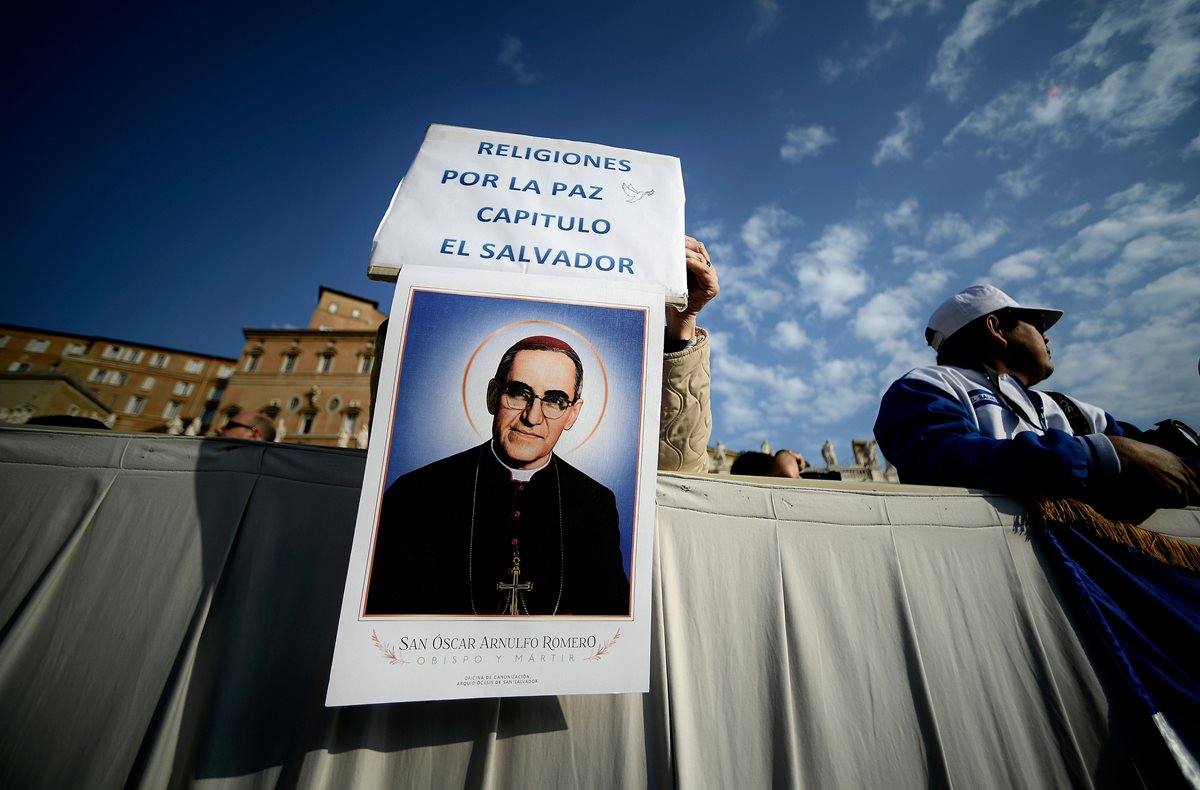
873, 284, 1198, 517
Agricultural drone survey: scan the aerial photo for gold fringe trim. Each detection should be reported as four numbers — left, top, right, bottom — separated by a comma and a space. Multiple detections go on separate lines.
1033, 497, 1200, 574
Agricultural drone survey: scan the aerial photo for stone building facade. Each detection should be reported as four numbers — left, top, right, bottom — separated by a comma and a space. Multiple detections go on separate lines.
214, 286, 387, 448
0, 324, 236, 432
0, 371, 113, 426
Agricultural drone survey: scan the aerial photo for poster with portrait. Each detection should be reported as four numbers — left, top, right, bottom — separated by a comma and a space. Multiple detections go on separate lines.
327, 265, 663, 705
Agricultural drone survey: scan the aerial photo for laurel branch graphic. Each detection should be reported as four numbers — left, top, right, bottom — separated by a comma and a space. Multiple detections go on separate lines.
584, 628, 621, 662
371, 630, 410, 665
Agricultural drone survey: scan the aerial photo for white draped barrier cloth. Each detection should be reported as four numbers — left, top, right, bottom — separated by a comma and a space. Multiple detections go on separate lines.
1, 426, 1194, 789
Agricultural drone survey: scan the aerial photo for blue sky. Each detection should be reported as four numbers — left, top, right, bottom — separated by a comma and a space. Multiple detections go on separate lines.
5, 1, 1199, 463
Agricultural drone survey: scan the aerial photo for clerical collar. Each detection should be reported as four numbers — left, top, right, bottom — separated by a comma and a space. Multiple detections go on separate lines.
489, 441, 548, 482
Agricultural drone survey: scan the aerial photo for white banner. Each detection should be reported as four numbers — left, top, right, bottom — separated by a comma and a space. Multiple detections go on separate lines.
327, 266, 663, 705
369, 124, 687, 302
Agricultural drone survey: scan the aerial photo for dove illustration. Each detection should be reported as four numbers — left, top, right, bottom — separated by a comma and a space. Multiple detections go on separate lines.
621, 182, 655, 203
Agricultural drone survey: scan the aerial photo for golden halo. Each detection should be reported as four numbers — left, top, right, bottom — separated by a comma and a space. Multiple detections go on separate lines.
461, 320, 609, 451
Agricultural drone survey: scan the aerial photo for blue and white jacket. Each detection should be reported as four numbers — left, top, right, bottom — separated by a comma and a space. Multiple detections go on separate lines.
873, 365, 1138, 496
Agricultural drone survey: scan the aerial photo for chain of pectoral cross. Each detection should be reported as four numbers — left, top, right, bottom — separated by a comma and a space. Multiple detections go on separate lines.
496, 548, 533, 615
468, 446, 566, 615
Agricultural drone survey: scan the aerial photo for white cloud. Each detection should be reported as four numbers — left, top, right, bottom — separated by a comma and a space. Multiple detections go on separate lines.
909, 267, 954, 297
708, 240, 737, 269
872, 106, 921, 165
852, 269, 951, 364
717, 350, 881, 435
866, 35, 908, 76
770, 320, 810, 351
945, 1, 1200, 151
925, 213, 971, 245
1072, 183, 1199, 262
929, 0, 1034, 100
1072, 39, 1200, 147
1105, 181, 1183, 212
740, 204, 800, 270
1126, 264, 1200, 318
1069, 316, 1114, 340
926, 212, 1007, 258
715, 256, 954, 441
1106, 232, 1199, 286
781, 124, 837, 163
689, 220, 724, 244
883, 198, 920, 233
892, 245, 931, 264
722, 281, 787, 335
1030, 184, 1200, 409
1047, 203, 1091, 228
793, 224, 872, 317
1029, 88, 1071, 130
1121, 232, 1195, 266
497, 35, 538, 85
853, 289, 919, 346
996, 162, 1043, 199
943, 85, 1028, 147
868, 0, 943, 23
711, 350, 813, 433
1053, 0, 1187, 74
710, 206, 801, 333
951, 220, 1006, 259
1050, 273, 1200, 428
853, 32, 902, 72
819, 59, 845, 82
1184, 134, 1200, 159
808, 357, 880, 423
990, 248, 1049, 282
1045, 272, 1106, 301
820, 33, 903, 82
750, 0, 784, 39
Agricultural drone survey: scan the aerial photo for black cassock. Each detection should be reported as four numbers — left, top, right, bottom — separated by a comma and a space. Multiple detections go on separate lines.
365, 442, 630, 616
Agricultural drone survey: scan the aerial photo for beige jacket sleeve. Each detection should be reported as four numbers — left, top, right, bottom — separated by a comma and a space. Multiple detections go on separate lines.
658, 329, 712, 474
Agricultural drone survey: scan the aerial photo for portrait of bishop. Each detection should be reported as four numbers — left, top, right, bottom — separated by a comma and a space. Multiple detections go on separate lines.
365, 335, 630, 616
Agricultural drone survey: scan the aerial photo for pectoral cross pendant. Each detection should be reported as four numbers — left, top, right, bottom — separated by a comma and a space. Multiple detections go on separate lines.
496, 554, 533, 615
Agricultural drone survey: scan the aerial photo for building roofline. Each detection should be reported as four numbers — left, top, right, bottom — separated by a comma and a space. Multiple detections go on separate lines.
0, 371, 112, 410
240, 328, 380, 339
318, 285, 381, 311
0, 322, 237, 362
0, 322, 88, 342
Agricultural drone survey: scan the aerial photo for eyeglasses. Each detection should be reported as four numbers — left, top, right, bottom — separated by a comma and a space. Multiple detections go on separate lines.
221, 420, 258, 434
499, 382, 576, 419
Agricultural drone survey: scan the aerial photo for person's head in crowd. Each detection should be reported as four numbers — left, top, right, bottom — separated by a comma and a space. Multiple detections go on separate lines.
926, 284, 1062, 386
217, 411, 276, 442
486, 335, 585, 470
730, 449, 807, 478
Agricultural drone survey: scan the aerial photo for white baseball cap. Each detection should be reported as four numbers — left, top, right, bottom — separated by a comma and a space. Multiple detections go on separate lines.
926, 284, 1062, 351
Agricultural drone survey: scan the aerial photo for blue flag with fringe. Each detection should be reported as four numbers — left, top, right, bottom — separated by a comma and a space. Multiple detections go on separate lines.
1035, 500, 1200, 786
